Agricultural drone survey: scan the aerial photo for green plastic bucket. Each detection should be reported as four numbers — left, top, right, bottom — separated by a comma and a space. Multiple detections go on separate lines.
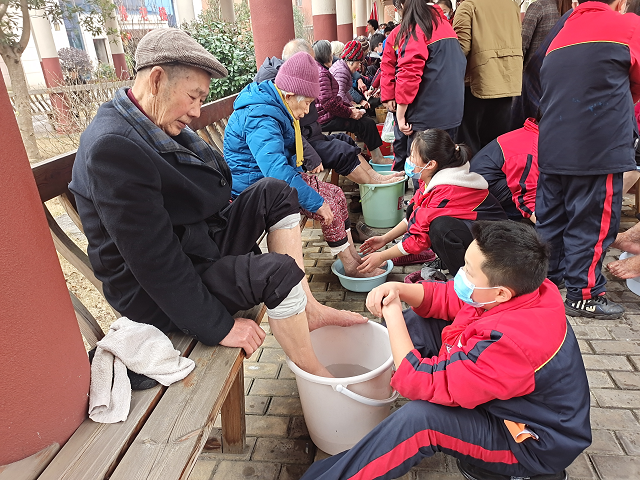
359, 176, 406, 228
369, 158, 395, 173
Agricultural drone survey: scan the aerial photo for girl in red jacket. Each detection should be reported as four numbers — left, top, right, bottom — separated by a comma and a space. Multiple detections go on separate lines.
358, 129, 506, 275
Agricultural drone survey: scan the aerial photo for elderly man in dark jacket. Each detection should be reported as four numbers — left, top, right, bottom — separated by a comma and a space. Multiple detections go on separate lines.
69, 28, 366, 379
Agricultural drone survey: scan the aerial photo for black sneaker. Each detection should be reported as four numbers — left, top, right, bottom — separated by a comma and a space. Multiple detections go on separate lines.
355, 221, 378, 241
423, 257, 447, 272
88, 347, 159, 391
457, 459, 568, 480
564, 295, 624, 319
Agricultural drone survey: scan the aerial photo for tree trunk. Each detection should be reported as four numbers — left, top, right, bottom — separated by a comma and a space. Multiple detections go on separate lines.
1, 49, 42, 162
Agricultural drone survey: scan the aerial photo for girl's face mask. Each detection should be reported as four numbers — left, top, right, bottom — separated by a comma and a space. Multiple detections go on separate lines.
453, 269, 502, 307
404, 158, 429, 180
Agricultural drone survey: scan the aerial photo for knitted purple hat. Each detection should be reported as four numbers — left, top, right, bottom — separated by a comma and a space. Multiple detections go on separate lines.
342, 40, 364, 61
275, 52, 320, 99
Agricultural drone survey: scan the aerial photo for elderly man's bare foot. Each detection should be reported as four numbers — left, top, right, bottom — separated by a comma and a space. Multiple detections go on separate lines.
342, 255, 385, 278
306, 300, 368, 331
607, 255, 640, 279
611, 231, 640, 255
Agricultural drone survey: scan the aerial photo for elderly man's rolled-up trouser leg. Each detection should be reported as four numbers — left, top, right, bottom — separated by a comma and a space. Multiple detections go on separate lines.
201, 177, 306, 314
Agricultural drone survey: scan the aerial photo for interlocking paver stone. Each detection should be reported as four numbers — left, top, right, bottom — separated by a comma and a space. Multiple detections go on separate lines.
591, 340, 640, 355
566, 453, 597, 480
188, 459, 217, 480
246, 396, 270, 415
611, 371, 640, 390
590, 407, 640, 430
582, 354, 634, 371
587, 371, 615, 389
610, 325, 640, 340
592, 389, 640, 408
250, 379, 298, 397
617, 431, 640, 455
572, 326, 613, 340
245, 362, 280, 379
247, 415, 290, 437
592, 454, 640, 479
586, 429, 625, 455
268, 397, 303, 416
212, 460, 280, 480
252, 438, 315, 464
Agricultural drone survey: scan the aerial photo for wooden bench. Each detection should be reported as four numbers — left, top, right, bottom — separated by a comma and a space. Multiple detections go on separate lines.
1, 93, 333, 480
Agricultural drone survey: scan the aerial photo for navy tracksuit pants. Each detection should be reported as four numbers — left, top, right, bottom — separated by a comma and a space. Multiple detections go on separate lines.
300, 310, 538, 480
535, 173, 622, 302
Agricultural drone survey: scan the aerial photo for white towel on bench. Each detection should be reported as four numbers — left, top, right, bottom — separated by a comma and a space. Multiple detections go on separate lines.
89, 317, 196, 423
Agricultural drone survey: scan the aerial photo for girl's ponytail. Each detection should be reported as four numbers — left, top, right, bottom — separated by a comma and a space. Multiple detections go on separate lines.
412, 129, 469, 173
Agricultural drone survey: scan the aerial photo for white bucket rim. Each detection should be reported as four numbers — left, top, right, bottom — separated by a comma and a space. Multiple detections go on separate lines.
285, 321, 394, 388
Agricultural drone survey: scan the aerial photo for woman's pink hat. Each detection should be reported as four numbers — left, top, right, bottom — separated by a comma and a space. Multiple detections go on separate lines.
275, 51, 320, 99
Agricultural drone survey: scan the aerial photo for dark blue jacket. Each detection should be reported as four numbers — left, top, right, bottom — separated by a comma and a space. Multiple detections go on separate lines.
224, 81, 324, 212
539, 2, 640, 175
69, 89, 237, 346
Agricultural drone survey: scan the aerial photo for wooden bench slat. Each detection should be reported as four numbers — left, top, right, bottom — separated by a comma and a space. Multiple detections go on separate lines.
70, 291, 105, 349
109, 305, 263, 480
38, 334, 196, 480
0, 444, 60, 480
110, 344, 245, 480
32, 152, 77, 203
44, 209, 103, 294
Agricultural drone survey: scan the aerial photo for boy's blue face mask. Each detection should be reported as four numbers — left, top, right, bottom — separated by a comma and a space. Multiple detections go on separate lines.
453, 269, 502, 307
404, 158, 428, 180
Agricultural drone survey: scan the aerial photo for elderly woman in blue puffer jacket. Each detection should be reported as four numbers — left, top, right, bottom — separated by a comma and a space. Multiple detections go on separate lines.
224, 52, 384, 278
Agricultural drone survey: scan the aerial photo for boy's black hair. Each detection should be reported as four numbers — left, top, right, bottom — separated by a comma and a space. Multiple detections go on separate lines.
370, 33, 386, 50
384, 25, 394, 34
368, 19, 379, 30
471, 221, 550, 297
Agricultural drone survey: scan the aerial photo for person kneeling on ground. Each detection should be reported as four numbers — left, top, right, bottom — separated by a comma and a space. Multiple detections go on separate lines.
70, 29, 365, 380
469, 117, 539, 223
224, 52, 383, 279
358, 129, 506, 275
301, 221, 591, 480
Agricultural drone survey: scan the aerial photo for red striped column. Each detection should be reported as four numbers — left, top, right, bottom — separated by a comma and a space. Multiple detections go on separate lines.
30, 10, 69, 129
0, 72, 89, 465
313, 0, 337, 42
336, 0, 353, 43
355, 0, 367, 36
249, 0, 296, 69
106, 14, 129, 80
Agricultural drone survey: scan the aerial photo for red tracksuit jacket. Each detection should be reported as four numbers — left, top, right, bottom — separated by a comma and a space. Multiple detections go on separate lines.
399, 165, 506, 255
380, 7, 465, 131
391, 279, 592, 474
469, 119, 539, 220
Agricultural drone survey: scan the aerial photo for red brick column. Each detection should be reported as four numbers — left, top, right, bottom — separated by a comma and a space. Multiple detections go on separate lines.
0, 74, 89, 465
249, 0, 296, 69
336, 0, 353, 43
313, 0, 338, 42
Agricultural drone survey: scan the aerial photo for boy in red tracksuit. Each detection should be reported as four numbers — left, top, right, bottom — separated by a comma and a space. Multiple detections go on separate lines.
470, 118, 539, 223
302, 221, 591, 480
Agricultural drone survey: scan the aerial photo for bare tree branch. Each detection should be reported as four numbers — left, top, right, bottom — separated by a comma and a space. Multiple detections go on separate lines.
18, 0, 30, 53
0, 2, 8, 22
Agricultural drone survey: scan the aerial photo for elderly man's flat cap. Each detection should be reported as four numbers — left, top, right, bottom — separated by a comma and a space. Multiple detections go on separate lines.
135, 28, 228, 79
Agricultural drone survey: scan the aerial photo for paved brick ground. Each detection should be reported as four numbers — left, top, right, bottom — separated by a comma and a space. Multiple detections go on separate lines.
191, 182, 640, 480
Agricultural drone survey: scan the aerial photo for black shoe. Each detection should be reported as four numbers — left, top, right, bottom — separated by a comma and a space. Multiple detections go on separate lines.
423, 257, 447, 272
457, 459, 567, 480
88, 347, 159, 391
355, 221, 377, 241
564, 295, 625, 319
